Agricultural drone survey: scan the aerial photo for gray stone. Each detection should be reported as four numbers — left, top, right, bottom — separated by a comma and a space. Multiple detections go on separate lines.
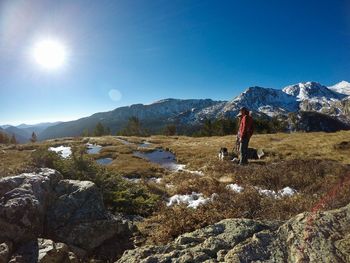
0, 241, 12, 263
8, 238, 76, 263
46, 179, 128, 250
0, 168, 133, 261
118, 203, 350, 262
0, 169, 62, 242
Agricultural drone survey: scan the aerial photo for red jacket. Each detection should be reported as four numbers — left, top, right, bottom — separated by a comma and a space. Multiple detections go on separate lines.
239, 115, 254, 139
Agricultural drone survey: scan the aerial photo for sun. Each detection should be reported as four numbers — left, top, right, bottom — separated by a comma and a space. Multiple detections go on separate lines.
32, 39, 67, 70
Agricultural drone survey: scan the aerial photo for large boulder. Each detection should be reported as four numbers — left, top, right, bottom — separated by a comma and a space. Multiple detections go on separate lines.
46, 179, 129, 250
0, 169, 62, 243
8, 238, 78, 263
117, 202, 350, 262
0, 168, 133, 261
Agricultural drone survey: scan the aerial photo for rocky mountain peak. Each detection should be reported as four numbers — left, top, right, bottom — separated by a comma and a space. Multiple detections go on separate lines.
329, 80, 350, 96
282, 81, 345, 101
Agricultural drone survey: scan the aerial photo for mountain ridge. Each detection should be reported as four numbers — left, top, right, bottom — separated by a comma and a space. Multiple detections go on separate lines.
4, 81, 350, 140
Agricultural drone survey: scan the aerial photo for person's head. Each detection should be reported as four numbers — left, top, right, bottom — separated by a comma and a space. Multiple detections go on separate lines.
239, 107, 249, 116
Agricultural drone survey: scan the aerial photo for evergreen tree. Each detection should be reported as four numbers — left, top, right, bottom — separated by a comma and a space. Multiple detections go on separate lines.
202, 119, 214, 136
164, 124, 177, 136
0, 132, 10, 144
93, 122, 105, 137
120, 116, 145, 136
10, 134, 17, 144
30, 132, 37, 143
81, 128, 90, 137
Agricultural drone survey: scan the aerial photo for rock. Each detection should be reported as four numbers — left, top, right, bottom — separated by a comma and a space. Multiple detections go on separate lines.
8, 238, 77, 263
46, 179, 129, 250
0, 168, 133, 261
0, 169, 62, 242
0, 241, 12, 263
117, 219, 275, 263
38, 238, 72, 263
117, 203, 350, 262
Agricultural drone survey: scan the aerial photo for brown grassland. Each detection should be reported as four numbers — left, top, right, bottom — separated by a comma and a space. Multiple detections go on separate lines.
1, 131, 350, 244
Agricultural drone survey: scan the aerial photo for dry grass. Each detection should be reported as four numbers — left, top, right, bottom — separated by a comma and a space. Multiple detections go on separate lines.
1, 131, 350, 245
0, 147, 32, 176
139, 159, 350, 244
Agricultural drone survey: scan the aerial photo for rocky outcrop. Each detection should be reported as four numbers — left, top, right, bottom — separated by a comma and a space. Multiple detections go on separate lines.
118, 202, 350, 262
0, 168, 133, 262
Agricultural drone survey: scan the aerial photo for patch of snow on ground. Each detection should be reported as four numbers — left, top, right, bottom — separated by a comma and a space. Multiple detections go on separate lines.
167, 192, 213, 208
255, 186, 297, 198
226, 184, 244, 193
123, 177, 141, 183
148, 177, 162, 183
48, 146, 72, 158
278, 186, 297, 197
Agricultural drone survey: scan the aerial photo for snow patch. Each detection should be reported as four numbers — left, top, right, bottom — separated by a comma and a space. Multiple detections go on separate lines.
226, 184, 244, 193
256, 186, 297, 198
48, 146, 72, 158
167, 192, 214, 208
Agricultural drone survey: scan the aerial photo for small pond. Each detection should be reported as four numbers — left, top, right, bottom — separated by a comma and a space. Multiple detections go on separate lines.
133, 149, 185, 171
139, 141, 152, 148
96, 157, 113, 165
86, 143, 102, 154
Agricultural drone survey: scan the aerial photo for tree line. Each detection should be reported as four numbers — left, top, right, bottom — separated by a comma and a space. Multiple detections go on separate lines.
85, 115, 289, 138
0, 131, 37, 144
0, 131, 17, 144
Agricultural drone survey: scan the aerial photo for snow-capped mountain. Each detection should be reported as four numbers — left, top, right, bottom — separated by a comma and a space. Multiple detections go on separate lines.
36, 80, 350, 139
282, 82, 346, 101
329, 81, 350, 96
220, 86, 299, 117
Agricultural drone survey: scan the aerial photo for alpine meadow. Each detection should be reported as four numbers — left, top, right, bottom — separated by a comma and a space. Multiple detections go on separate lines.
1, 1, 350, 262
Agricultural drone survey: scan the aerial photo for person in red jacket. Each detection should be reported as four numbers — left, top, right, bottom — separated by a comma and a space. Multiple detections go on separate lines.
237, 107, 254, 165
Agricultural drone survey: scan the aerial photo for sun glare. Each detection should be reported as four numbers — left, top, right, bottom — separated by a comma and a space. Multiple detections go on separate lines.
32, 39, 67, 70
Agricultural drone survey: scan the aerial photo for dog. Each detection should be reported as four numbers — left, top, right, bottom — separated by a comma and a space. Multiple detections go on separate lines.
218, 147, 229, 161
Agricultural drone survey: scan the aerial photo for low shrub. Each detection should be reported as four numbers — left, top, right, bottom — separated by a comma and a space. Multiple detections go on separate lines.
31, 146, 160, 216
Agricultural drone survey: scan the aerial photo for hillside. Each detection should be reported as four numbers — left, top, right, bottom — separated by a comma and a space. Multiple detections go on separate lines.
0, 122, 62, 143
36, 81, 350, 140
39, 99, 224, 139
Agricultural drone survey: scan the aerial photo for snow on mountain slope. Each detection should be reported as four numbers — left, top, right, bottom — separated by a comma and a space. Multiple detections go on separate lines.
195, 81, 349, 119
206, 86, 299, 117
282, 82, 346, 101
37, 80, 350, 139
281, 82, 348, 113
329, 81, 350, 96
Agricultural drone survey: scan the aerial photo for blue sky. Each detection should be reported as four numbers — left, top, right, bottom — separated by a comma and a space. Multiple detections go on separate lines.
1, 0, 349, 125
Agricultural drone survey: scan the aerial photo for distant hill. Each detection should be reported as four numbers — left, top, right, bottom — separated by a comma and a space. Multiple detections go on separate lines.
39, 99, 223, 139
29, 81, 350, 140
3, 126, 31, 143
0, 122, 63, 143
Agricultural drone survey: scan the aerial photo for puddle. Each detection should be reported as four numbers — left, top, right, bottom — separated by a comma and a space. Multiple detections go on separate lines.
115, 137, 133, 145
96, 157, 113, 165
86, 143, 102, 154
116, 137, 153, 148
139, 141, 152, 148
133, 149, 204, 175
133, 149, 184, 171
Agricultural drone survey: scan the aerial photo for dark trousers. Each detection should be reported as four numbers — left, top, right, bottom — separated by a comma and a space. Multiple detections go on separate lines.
239, 137, 250, 165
